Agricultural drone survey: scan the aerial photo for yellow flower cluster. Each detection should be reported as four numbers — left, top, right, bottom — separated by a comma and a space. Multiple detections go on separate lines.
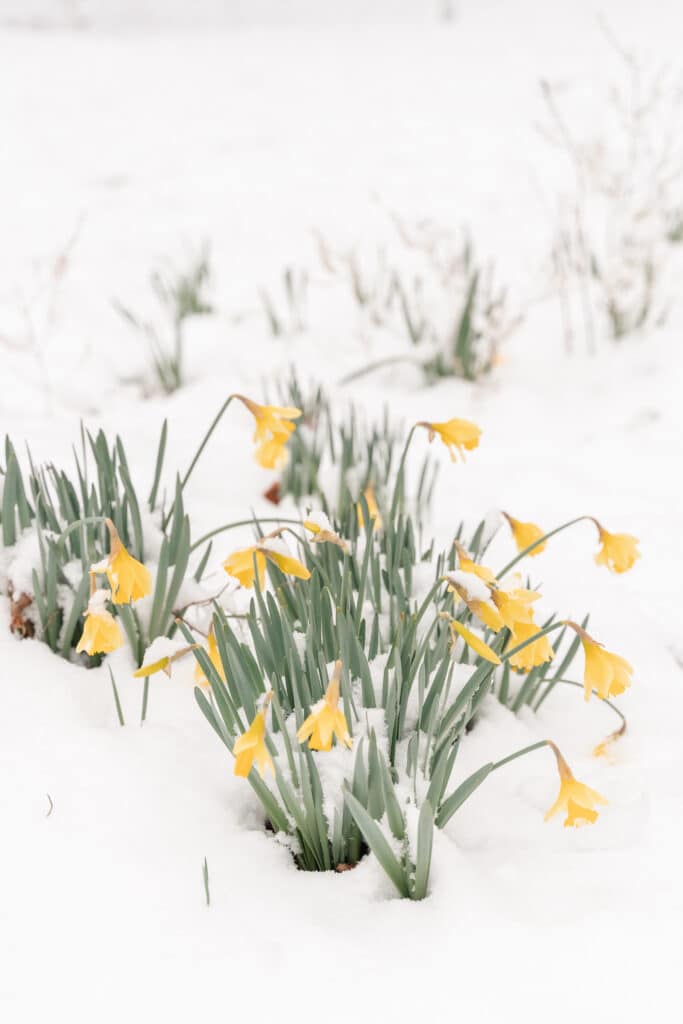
447, 544, 553, 673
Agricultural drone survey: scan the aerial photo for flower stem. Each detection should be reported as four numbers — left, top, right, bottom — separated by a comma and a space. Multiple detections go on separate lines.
338, 354, 423, 387
490, 739, 549, 773
55, 515, 108, 549
190, 517, 302, 553
414, 575, 447, 629
162, 395, 237, 531
534, 677, 627, 730
140, 676, 150, 725
496, 515, 592, 579
389, 424, 417, 522
107, 665, 125, 727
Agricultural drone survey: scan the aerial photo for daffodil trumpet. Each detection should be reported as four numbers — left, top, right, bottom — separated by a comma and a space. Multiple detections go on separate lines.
501, 512, 546, 557
233, 693, 275, 778
545, 741, 607, 827
89, 518, 152, 605
297, 661, 353, 751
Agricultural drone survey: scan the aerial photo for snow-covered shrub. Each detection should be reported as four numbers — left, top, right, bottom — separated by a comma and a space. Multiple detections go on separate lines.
540, 42, 683, 349
114, 245, 213, 394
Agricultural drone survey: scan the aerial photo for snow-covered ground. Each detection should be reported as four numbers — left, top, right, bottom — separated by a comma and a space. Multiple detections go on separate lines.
1, 3, 682, 1021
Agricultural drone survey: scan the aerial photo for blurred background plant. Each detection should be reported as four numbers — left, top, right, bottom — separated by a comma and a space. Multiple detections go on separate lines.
255, 212, 520, 384
0, 220, 83, 413
317, 214, 520, 383
114, 243, 213, 394
539, 28, 683, 351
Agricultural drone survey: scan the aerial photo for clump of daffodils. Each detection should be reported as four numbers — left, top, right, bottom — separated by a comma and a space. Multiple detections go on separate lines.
185, 406, 641, 897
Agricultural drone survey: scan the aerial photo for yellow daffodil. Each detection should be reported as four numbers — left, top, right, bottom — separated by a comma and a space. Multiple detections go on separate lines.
223, 537, 311, 589
506, 620, 554, 672
449, 618, 501, 664
356, 484, 382, 531
446, 573, 504, 632
233, 394, 301, 469
223, 546, 268, 588
454, 541, 496, 583
297, 661, 352, 752
76, 590, 123, 656
417, 417, 481, 462
303, 512, 349, 552
545, 742, 607, 827
592, 520, 640, 574
566, 622, 633, 701
502, 512, 546, 556
491, 584, 540, 630
194, 630, 225, 687
91, 519, 152, 606
233, 695, 274, 778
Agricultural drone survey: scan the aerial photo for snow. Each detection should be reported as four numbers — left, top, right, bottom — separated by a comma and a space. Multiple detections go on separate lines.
137, 634, 191, 669
446, 569, 493, 603
2, 3, 683, 1023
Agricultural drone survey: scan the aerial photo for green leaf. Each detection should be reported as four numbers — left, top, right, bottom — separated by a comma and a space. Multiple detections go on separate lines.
436, 762, 494, 828
413, 799, 434, 900
344, 789, 409, 898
